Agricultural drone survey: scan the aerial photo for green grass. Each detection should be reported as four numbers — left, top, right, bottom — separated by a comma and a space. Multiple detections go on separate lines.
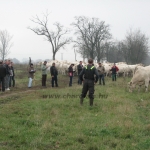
0, 68, 150, 150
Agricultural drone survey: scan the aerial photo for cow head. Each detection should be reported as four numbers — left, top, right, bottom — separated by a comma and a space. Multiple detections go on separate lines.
128, 81, 134, 92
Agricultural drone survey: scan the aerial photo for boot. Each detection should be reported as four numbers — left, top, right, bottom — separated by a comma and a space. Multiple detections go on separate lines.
103, 81, 105, 85
80, 98, 83, 105
90, 99, 93, 106
13, 80, 15, 87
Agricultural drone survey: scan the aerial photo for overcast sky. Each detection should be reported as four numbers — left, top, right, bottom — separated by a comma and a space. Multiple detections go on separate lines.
1, 0, 150, 62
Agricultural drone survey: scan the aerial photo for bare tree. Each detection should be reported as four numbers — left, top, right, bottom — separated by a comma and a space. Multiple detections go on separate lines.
72, 16, 97, 59
72, 16, 111, 61
94, 22, 111, 62
0, 30, 13, 60
105, 41, 125, 63
28, 12, 71, 60
122, 29, 149, 64
142, 52, 150, 65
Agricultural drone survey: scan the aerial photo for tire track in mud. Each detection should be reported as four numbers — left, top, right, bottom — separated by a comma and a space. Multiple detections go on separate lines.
0, 77, 78, 105
0, 84, 67, 105
0, 89, 38, 105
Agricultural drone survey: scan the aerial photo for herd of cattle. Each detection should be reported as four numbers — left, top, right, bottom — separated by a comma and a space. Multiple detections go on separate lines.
38, 60, 150, 92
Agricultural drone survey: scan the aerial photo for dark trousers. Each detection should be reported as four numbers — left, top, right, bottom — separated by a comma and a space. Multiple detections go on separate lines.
9, 76, 15, 87
42, 74, 47, 86
0, 77, 5, 91
81, 79, 94, 99
112, 74, 116, 81
5, 75, 10, 88
78, 75, 82, 84
52, 75, 58, 87
69, 76, 73, 86
99, 74, 105, 85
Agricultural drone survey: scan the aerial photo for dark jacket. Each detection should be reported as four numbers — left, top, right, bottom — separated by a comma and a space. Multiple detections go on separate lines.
0, 64, 7, 77
79, 65, 99, 82
50, 66, 58, 76
28, 66, 36, 79
4, 64, 10, 75
77, 64, 83, 74
9, 66, 15, 76
68, 66, 73, 76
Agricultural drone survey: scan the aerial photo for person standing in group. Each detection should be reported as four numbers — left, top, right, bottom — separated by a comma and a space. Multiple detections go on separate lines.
0, 60, 3, 91
77, 61, 83, 85
97, 62, 105, 85
50, 63, 58, 87
9, 62, 15, 87
4, 59, 11, 90
110, 63, 119, 81
28, 63, 36, 88
79, 58, 99, 106
0, 60, 6, 92
68, 64, 74, 87
41, 61, 48, 87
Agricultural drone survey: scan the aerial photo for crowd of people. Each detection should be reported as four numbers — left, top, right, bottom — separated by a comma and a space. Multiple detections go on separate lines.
39, 59, 119, 106
0, 59, 15, 92
0, 58, 119, 106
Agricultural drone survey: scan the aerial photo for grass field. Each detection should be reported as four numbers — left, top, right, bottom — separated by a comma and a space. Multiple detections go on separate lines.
0, 67, 150, 150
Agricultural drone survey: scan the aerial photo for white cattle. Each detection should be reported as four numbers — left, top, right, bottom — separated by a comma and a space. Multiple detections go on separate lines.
103, 63, 112, 76
128, 66, 150, 92
38, 60, 146, 78
133, 65, 146, 75
116, 64, 128, 77
128, 64, 144, 76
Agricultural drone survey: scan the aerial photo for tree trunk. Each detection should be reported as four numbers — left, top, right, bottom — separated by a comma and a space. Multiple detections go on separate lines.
74, 48, 77, 61
2, 55, 4, 61
90, 52, 94, 59
97, 51, 100, 62
53, 53, 56, 60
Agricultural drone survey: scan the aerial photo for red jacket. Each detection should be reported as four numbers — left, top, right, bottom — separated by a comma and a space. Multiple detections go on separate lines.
110, 66, 119, 74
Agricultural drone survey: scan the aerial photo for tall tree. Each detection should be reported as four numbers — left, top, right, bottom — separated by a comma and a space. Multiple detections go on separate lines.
105, 41, 124, 63
72, 16, 111, 61
122, 29, 149, 64
0, 30, 13, 60
94, 22, 111, 62
28, 12, 71, 60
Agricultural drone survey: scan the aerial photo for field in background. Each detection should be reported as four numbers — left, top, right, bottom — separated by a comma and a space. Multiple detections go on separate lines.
0, 65, 150, 150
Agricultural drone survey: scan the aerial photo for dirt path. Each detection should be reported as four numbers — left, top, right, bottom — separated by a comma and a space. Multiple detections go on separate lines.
0, 89, 37, 98
0, 84, 66, 99
0, 77, 78, 100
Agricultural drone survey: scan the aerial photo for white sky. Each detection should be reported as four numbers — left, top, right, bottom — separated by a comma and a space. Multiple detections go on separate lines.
1, 0, 150, 62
